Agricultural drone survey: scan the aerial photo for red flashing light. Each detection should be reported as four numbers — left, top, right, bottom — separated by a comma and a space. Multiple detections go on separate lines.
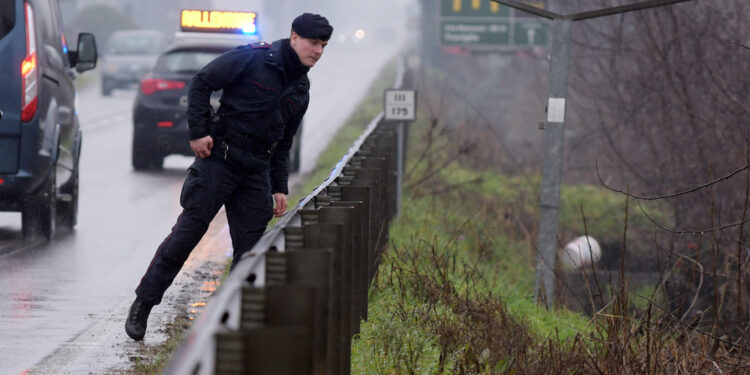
21, 54, 36, 76
21, 3, 38, 122
157, 121, 174, 127
140, 78, 185, 95
0, 178, 4, 185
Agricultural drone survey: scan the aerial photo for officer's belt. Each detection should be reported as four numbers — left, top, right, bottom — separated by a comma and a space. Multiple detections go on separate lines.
221, 126, 275, 156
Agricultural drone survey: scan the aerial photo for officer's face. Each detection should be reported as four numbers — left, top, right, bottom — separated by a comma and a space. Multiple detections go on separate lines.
290, 32, 327, 67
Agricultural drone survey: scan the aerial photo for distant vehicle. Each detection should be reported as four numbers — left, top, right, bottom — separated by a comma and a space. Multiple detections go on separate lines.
100, 29, 165, 96
335, 28, 368, 45
131, 9, 302, 173
0, 0, 97, 239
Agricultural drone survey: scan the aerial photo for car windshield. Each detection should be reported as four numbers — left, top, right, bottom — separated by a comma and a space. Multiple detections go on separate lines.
157, 50, 223, 74
107, 34, 163, 55
0, 0, 15, 40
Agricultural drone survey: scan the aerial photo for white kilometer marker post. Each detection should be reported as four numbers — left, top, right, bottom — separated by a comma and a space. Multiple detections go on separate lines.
384, 90, 416, 122
384, 89, 417, 218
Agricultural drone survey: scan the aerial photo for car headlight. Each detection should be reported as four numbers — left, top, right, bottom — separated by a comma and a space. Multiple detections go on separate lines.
354, 29, 366, 41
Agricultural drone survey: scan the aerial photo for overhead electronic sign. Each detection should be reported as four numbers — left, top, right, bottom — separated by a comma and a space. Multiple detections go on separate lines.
180, 9, 258, 34
440, 0, 548, 49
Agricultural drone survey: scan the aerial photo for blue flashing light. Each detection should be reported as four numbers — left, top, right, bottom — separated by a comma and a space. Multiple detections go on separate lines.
242, 23, 257, 35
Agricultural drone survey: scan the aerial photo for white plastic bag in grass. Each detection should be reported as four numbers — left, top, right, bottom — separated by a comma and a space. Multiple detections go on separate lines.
560, 235, 601, 270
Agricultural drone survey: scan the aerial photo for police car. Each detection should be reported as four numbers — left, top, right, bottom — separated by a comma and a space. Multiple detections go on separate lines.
131, 9, 302, 172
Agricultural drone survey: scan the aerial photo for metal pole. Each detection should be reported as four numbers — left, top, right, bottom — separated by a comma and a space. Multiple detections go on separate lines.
396, 122, 404, 219
534, 18, 572, 307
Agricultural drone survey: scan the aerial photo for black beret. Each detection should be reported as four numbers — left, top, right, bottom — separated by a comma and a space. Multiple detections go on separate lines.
292, 13, 333, 41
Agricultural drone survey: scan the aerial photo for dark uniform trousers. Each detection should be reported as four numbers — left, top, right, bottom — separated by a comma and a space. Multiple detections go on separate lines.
135, 151, 273, 305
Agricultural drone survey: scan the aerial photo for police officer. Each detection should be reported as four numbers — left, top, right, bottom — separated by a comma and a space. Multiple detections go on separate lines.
125, 13, 333, 341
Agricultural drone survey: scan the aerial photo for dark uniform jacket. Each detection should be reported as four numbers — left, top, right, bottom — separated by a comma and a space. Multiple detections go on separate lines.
186, 39, 310, 195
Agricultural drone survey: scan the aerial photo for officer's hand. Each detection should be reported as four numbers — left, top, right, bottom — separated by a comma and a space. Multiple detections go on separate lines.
190, 136, 213, 159
273, 193, 287, 217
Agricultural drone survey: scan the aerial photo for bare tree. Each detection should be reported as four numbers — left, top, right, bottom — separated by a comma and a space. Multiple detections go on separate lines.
562, 0, 750, 336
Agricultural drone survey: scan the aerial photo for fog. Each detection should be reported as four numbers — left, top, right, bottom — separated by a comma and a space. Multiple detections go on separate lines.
62, 0, 416, 49
216, 0, 414, 42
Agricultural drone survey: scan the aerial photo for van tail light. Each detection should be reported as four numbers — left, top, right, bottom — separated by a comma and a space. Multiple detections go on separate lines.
140, 78, 185, 95
21, 2, 38, 122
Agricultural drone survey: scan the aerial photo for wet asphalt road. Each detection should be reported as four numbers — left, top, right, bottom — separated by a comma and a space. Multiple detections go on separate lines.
0, 40, 400, 374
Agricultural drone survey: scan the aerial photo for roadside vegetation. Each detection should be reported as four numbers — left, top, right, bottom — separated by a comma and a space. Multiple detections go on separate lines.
348, 2, 750, 373
350, 79, 749, 372
128, 314, 192, 374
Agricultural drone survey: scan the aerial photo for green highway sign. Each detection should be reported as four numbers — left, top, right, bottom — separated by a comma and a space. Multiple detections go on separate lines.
513, 20, 546, 45
440, 0, 548, 48
441, 21, 510, 45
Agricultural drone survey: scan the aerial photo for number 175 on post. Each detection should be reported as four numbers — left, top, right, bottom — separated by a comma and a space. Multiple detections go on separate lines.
384, 90, 417, 122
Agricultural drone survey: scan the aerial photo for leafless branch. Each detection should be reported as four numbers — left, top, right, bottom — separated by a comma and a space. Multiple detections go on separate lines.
636, 200, 750, 235
596, 160, 750, 201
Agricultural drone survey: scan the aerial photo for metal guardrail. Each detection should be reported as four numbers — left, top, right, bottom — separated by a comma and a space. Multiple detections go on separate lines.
165, 57, 412, 375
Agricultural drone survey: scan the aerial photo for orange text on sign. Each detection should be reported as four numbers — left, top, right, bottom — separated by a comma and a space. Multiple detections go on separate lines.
180, 10, 257, 31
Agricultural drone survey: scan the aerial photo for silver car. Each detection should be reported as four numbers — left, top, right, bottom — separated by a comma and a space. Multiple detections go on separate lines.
100, 29, 165, 96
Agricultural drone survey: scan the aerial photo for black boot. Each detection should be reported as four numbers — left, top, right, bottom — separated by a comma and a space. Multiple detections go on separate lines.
125, 297, 153, 341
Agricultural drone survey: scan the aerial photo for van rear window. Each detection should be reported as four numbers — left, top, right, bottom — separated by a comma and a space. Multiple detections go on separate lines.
0, 0, 15, 39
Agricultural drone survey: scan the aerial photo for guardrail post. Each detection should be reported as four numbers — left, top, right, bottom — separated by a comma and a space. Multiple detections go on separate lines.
371, 129, 399, 219
244, 285, 316, 374
212, 285, 265, 375
317, 206, 355, 375
215, 284, 316, 375
330, 200, 365, 330
285, 226, 304, 250
365, 128, 398, 218
362, 157, 392, 222
303, 222, 345, 375
340, 186, 373, 319
266, 251, 286, 286
285, 249, 334, 375
284, 226, 337, 375
240, 285, 266, 330
315, 195, 332, 208
351, 167, 386, 263
214, 330, 244, 374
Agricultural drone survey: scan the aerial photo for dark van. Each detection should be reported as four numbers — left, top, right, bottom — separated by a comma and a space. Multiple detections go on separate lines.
0, 0, 97, 240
